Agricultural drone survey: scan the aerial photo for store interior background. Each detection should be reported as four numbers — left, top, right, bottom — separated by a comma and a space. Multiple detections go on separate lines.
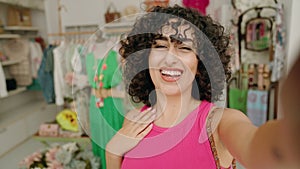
0, 0, 300, 168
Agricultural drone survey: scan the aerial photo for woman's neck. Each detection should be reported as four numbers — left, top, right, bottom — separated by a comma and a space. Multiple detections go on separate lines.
153, 92, 200, 128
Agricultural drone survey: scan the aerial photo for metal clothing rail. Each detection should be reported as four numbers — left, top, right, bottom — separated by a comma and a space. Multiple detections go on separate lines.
47, 31, 95, 37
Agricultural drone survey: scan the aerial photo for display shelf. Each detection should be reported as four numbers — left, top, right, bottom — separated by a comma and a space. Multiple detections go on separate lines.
0, 0, 45, 11
1, 59, 23, 66
0, 34, 20, 39
4, 26, 39, 32
33, 133, 90, 142
33, 133, 91, 148
7, 87, 27, 98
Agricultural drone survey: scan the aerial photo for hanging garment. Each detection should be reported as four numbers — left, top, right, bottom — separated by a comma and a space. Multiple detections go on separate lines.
71, 44, 90, 135
228, 87, 248, 114
271, 2, 286, 82
72, 87, 91, 135
182, 0, 209, 15
26, 41, 43, 91
37, 45, 56, 104
3, 39, 32, 86
246, 89, 268, 126
29, 41, 43, 78
0, 64, 8, 97
53, 41, 68, 106
86, 49, 124, 169
56, 43, 78, 100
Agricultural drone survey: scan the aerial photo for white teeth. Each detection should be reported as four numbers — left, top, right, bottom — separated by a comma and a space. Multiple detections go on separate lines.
161, 70, 182, 76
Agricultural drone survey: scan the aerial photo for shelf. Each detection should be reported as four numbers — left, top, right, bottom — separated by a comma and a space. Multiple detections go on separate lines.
33, 133, 90, 142
0, 0, 45, 11
33, 133, 91, 148
7, 87, 27, 97
0, 34, 20, 39
1, 59, 23, 66
4, 26, 39, 32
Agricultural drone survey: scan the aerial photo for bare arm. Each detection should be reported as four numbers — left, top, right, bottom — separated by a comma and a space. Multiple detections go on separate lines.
106, 151, 123, 169
218, 108, 296, 169
219, 55, 300, 169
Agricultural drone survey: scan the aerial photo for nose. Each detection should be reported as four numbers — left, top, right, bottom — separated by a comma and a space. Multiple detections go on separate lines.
164, 46, 178, 66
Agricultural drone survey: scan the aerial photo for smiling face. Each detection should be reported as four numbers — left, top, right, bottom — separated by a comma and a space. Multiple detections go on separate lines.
148, 20, 198, 96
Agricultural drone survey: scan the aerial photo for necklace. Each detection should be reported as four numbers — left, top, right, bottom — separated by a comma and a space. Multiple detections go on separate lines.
94, 56, 108, 108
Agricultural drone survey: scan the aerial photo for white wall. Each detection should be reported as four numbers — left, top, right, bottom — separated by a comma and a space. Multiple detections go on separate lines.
45, 0, 142, 33
44, 0, 60, 34
60, 0, 106, 27
285, 0, 300, 72
44, 0, 183, 33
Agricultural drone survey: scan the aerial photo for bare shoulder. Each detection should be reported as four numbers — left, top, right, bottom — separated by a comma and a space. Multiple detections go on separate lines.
207, 107, 250, 133
213, 107, 255, 136
222, 108, 249, 120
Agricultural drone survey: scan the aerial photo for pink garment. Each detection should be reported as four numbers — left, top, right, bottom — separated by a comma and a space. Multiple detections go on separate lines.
183, 0, 209, 15
121, 100, 230, 169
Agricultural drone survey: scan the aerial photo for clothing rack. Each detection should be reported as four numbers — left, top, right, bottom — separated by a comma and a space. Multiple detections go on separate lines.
47, 1, 98, 44
48, 31, 95, 37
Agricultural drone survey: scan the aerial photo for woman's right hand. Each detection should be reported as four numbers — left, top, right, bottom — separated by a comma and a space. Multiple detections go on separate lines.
106, 107, 156, 156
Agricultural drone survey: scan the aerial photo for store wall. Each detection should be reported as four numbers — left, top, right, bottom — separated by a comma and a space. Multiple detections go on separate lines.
44, 0, 183, 33
285, 0, 300, 72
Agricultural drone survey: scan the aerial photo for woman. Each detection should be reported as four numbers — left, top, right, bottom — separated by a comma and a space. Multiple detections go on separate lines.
106, 5, 299, 169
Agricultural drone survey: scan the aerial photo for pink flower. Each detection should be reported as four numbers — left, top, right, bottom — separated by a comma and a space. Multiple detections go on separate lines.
46, 147, 59, 162
19, 151, 42, 168
64, 72, 74, 85
47, 160, 63, 169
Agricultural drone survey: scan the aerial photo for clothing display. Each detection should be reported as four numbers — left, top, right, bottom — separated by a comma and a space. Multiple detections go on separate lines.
0, 64, 8, 97
228, 87, 248, 114
3, 39, 32, 86
29, 41, 43, 78
53, 41, 68, 106
86, 48, 124, 169
271, 2, 286, 82
246, 89, 268, 126
37, 45, 56, 104
182, 0, 209, 15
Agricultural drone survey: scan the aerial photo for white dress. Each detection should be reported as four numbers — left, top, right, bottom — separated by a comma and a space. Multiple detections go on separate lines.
0, 64, 8, 97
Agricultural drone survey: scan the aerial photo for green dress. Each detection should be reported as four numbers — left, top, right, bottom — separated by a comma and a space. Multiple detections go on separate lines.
86, 50, 124, 169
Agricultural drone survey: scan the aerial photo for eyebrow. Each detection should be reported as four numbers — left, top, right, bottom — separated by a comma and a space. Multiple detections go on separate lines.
155, 36, 193, 46
154, 36, 168, 41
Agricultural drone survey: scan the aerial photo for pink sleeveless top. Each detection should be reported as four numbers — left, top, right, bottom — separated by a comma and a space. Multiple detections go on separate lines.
121, 100, 229, 169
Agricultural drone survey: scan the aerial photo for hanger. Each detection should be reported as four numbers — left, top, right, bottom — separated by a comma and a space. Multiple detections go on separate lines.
95, 30, 106, 43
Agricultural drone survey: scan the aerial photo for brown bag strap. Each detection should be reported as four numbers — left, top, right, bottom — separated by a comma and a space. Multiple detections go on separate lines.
206, 107, 236, 169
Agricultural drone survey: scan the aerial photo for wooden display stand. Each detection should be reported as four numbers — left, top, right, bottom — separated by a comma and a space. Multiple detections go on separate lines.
33, 132, 91, 148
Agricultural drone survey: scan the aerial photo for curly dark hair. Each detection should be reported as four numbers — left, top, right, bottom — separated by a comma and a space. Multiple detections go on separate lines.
120, 5, 231, 106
